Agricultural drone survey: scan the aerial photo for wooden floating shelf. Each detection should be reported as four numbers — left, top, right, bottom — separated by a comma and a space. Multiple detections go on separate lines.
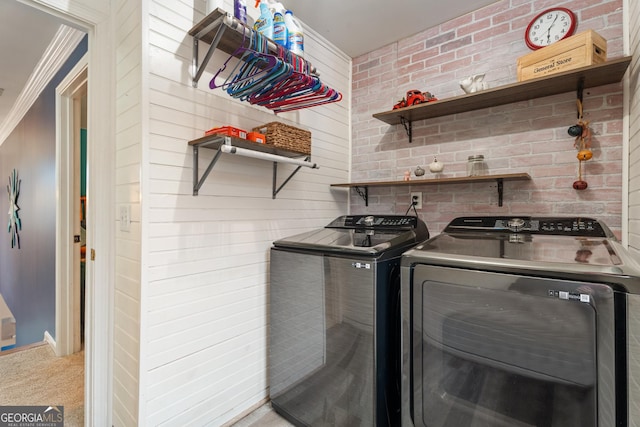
373, 56, 632, 141
330, 173, 532, 188
331, 173, 532, 207
188, 134, 311, 159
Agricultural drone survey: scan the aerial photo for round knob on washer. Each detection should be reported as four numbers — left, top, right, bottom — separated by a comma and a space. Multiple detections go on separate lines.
507, 218, 525, 230
364, 215, 375, 226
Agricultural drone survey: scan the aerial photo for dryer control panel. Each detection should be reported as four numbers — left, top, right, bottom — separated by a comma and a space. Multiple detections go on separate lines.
444, 216, 613, 237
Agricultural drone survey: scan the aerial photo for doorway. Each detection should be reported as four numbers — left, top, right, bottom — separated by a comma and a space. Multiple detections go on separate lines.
56, 55, 87, 356
21, 1, 114, 424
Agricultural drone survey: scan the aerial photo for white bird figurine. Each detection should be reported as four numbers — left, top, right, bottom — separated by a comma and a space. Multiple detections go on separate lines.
460, 74, 489, 94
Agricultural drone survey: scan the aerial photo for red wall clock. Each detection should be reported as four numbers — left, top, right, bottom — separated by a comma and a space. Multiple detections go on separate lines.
525, 7, 577, 50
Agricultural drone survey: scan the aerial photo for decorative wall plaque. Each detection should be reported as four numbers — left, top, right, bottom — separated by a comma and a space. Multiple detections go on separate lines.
7, 169, 21, 248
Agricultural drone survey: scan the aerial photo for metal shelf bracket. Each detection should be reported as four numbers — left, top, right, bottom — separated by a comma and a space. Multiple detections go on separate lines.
272, 159, 310, 199
399, 116, 413, 143
354, 186, 369, 206
192, 15, 227, 88
192, 145, 223, 196
577, 77, 585, 106
497, 178, 504, 207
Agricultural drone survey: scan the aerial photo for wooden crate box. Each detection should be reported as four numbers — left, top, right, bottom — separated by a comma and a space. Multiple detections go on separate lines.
517, 30, 607, 82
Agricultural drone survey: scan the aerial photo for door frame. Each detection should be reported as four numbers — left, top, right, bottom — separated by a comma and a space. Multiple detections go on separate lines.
55, 54, 87, 357
28, 0, 115, 425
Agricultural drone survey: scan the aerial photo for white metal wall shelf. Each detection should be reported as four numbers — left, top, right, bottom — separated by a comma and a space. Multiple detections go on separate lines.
189, 135, 318, 196
374, 56, 632, 142
188, 8, 317, 88
331, 173, 531, 207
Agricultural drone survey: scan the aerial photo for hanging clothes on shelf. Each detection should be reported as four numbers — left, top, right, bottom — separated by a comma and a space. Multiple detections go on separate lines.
209, 28, 342, 113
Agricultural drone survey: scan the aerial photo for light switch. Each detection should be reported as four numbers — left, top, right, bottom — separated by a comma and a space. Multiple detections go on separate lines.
119, 204, 131, 232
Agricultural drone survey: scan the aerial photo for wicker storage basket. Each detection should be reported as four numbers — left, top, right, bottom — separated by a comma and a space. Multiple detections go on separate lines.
252, 122, 311, 155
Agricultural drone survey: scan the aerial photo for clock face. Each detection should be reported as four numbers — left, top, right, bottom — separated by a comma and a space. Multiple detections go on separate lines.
525, 7, 577, 50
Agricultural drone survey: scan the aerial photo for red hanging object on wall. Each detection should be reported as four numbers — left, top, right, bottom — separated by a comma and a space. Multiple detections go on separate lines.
571, 98, 592, 191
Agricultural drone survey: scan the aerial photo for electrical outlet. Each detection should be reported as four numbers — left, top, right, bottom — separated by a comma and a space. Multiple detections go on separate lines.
411, 192, 423, 210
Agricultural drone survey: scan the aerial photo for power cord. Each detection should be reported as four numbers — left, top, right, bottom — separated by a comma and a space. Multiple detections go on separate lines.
405, 196, 419, 216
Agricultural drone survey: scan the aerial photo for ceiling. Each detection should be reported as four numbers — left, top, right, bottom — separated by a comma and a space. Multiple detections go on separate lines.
0, 0, 499, 126
0, 0, 67, 125
280, 0, 500, 57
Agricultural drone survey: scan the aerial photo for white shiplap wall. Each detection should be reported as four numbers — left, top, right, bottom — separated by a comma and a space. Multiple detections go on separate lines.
142, 0, 351, 424
114, 0, 143, 425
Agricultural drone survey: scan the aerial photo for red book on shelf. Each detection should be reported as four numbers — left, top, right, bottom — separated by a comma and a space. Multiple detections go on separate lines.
204, 126, 247, 139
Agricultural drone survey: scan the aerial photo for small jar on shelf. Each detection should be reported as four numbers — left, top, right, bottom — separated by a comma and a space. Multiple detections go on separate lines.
467, 155, 487, 176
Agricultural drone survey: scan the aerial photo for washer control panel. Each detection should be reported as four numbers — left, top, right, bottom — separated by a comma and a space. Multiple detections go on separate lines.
327, 215, 419, 229
536, 218, 604, 235
445, 216, 611, 237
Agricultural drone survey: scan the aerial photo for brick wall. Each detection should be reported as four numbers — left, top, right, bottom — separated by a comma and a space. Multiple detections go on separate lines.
351, 0, 625, 236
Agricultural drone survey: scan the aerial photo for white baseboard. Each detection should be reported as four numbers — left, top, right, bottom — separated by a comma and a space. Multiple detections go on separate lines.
44, 331, 56, 353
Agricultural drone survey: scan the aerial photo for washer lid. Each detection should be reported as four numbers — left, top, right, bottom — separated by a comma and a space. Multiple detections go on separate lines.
403, 215, 636, 275
273, 214, 429, 256
273, 227, 422, 255
415, 233, 621, 267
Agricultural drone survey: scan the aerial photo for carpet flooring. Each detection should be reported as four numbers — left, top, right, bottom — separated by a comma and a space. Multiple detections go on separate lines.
0, 343, 84, 426
0, 344, 297, 427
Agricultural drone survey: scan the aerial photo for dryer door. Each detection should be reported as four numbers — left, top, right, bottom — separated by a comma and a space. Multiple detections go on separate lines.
406, 265, 617, 427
